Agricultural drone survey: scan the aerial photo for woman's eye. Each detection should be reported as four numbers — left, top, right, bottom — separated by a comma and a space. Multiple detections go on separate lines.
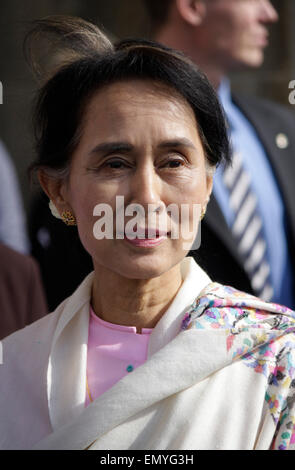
87, 158, 130, 174
162, 159, 184, 169
105, 159, 129, 169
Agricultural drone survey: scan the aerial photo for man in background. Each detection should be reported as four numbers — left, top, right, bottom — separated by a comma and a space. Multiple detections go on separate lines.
0, 142, 46, 336
0, 242, 48, 339
144, 0, 295, 308
0, 140, 30, 254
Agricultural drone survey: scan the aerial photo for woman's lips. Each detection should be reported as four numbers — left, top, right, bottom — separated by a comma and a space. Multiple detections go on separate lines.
124, 235, 167, 247
123, 229, 169, 247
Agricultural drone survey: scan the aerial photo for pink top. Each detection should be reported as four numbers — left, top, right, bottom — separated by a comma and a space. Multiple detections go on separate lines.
85, 306, 153, 406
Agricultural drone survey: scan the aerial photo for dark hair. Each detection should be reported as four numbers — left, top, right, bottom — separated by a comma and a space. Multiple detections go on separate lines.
27, 17, 231, 179
143, 0, 173, 33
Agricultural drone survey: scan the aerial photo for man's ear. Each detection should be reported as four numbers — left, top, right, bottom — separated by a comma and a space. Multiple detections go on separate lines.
176, 0, 206, 26
38, 170, 71, 216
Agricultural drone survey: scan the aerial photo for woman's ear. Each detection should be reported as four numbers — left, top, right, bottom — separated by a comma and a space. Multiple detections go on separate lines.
206, 172, 214, 197
38, 170, 70, 216
204, 169, 214, 209
176, 0, 206, 26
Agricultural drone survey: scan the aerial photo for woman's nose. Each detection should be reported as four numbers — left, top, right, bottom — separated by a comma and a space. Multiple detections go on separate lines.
129, 165, 164, 212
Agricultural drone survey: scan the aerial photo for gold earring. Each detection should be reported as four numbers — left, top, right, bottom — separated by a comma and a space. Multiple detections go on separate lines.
61, 210, 77, 226
200, 207, 206, 221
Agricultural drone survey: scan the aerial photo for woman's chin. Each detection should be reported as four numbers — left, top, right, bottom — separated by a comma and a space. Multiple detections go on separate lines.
93, 252, 180, 281
115, 259, 172, 280
89, 238, 187, 280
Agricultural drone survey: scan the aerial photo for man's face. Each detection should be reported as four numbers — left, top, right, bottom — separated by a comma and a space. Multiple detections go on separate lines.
198, 0, 278, 69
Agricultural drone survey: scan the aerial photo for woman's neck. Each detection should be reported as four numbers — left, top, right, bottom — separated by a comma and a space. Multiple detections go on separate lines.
91, 263, 182, 333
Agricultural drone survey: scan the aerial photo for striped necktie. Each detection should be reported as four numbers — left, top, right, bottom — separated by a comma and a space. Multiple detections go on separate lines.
223, 151, 274, 301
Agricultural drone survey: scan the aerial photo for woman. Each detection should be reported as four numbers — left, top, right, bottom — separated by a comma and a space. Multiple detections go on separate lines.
1, 16, 295, 451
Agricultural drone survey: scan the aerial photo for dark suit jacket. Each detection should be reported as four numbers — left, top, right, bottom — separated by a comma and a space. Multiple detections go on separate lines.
193, 94, 295, 307
0, 243, 48, 339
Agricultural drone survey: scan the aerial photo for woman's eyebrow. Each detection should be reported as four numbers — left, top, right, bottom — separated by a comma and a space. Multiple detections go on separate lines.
88, 138, 197, 157
157, 138, 197, 150
89, 142, 134, 156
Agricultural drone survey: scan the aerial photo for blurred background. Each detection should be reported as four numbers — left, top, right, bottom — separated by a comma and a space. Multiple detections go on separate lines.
0, 0, 294, 215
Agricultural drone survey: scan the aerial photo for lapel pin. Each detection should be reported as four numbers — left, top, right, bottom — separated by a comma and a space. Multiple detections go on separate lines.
276, 133, 289, 149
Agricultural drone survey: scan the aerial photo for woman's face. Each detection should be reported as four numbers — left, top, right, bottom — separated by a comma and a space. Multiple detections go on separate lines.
60, 80, 213, 279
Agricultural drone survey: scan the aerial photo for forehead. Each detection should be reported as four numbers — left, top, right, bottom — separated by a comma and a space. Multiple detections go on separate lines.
71, 79, 205, 161
82, 79, 197, 132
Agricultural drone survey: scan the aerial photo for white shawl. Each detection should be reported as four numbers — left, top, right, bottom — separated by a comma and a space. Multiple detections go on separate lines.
1, 257, 295, 450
